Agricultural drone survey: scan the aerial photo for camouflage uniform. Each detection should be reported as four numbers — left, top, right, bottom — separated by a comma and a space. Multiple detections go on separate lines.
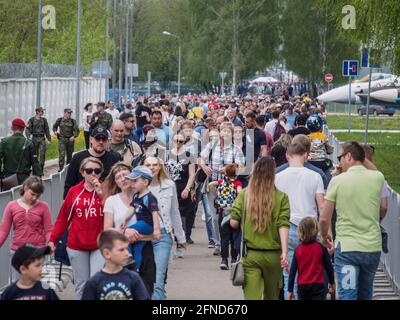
26, 116, 51, 171
0, 133, 42, 184
53, 116, 79, 171
89, 111, 113, 131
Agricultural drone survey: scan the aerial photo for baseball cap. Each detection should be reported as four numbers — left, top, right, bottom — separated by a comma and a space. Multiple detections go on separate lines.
126, 165, 153, 181
64, 108, 73, 113
91, 126, 108, 139
12, 244, 51, 272
11, 118, 26, 128
35, 107, 45, 113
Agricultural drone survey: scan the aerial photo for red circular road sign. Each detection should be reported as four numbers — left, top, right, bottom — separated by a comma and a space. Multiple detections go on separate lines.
325, 73, 333, 83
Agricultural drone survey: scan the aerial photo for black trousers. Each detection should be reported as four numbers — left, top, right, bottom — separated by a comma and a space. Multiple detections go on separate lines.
298, 283, 326, 300
178, 193, 196, 239
218, 213, 238, 261
139, 241, 156, 296
84, 130, 90, 149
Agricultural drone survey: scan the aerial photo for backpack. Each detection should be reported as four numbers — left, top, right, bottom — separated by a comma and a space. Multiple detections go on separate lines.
273, 121, 286, 142
215, 177, 238, 210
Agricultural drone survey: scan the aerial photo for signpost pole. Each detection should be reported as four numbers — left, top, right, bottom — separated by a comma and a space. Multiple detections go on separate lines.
147, 71, 151, 97
364, 66, 372, 144
348, 76, 352, 133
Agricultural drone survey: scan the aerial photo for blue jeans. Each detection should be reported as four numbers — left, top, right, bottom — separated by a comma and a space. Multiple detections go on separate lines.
283, 223, 300, 299
334, 243, 381, 300
206, 192, 220, 248
128, 220, 153, 270
135, 127, 143, 141
151, 229, 173, 300
201, 193, 214, 243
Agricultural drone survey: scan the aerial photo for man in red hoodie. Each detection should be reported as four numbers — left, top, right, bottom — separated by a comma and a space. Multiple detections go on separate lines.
49, 157, 105, 299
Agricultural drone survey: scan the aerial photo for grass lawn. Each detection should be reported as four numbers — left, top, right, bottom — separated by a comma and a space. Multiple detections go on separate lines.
333, 132, 400, 193
326, 114, 400, 130
45, 130, 86, 160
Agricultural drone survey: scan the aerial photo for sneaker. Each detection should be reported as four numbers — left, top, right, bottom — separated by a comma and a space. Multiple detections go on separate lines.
220, 259, 229, 270
124, 255, 136, 269
187, 238, 194, 244
213, 247, 221, 256
175, 247, 185, 258
208, 241, 215, 248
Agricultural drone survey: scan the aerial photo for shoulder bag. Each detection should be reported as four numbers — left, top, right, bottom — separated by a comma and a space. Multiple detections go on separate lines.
230, 192, 246, 287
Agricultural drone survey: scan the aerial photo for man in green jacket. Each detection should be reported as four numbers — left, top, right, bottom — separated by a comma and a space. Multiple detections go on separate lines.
53, 108, 80, 171
89, 102, 113, 131
0, 118, 42, 187
26, 107, 52, 172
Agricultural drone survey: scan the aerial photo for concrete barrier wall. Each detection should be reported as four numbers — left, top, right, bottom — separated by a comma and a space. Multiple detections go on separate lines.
0, 77, 105, 137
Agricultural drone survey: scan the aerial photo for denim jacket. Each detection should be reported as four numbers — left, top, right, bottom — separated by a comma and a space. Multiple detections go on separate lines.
149, 179, 186, 244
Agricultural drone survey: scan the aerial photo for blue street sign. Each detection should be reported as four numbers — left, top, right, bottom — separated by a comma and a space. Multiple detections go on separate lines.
362, 49, 369, 68
342, 60, 359, 77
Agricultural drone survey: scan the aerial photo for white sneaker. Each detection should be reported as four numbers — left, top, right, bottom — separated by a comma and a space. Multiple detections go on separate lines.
175, 248, 185, 258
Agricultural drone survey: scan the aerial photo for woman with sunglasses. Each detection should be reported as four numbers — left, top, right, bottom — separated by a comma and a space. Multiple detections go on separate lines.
165, 132, 197, 246
144, 156, 186, 300
49, 157, 105, 299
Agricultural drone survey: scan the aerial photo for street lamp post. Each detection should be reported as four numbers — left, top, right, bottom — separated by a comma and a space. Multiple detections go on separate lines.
162, 31, 181, 96
75, 0, 82, 122
36, 0, 43, 108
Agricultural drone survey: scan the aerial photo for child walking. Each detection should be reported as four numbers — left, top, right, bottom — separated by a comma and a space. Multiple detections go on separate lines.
306, 114, 333, 177
120, 166, 161, 271
210, 164, 242, 270
288, 217, 335, 300
82, 230, 150, 300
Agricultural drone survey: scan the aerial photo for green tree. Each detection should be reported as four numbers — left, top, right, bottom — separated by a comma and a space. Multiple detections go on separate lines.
0, 0, 112, 71
317, 0, 400, 74
281, 0, 359, 91
186, 0, 280, 89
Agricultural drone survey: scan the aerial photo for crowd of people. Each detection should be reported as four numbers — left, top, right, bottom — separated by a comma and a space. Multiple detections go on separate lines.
0, 90, 389, 301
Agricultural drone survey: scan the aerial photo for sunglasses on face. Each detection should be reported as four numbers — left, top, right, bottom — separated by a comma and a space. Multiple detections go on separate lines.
337, 152, 348, 162
84, 168, 102, 175
94, 136, 108, 142
176, 140, 185, 144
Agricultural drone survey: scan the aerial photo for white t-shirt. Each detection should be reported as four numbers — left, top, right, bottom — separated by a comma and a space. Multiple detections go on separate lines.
381, 180, 389, 198
82, 111, 94, 131
275, 166, 325, 226
264, 119, 287, 137
103, 193, 136, 228
106, 108, 120, 122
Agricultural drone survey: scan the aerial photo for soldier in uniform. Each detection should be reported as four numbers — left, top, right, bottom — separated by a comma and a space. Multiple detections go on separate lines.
26, 107, 52, 172
0, 118, 42, 185
89, 102, 113, 132
53, 108, 80, 171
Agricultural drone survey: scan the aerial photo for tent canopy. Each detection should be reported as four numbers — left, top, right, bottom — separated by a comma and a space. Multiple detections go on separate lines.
250, 76, 279, 84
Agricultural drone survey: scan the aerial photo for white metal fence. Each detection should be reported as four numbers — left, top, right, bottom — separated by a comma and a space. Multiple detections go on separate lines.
0, 77, 105, 137
325, 127, 400, 294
